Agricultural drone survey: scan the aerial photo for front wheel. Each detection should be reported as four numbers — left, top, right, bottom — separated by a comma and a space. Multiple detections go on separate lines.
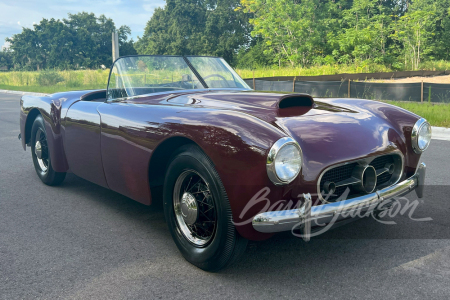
30, 115, 66, 186
163, 144, 247, 271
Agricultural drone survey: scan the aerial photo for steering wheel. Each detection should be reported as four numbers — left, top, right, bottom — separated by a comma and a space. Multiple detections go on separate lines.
202, 74, 230, 87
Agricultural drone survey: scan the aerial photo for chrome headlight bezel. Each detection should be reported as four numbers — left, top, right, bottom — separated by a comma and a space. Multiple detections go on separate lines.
411, 118, 432, 154
266, 137, 303, 185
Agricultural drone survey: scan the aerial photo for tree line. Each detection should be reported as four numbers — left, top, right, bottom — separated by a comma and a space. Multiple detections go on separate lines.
236, 0, 450, 70
1, 1, 450, 71
1, 12, 136, 71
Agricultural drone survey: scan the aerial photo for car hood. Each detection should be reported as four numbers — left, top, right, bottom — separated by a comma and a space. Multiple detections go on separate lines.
161, 90, 420, 182
165, 90, 354, 121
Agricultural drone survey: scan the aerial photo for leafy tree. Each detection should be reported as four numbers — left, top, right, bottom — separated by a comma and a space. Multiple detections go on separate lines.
234, 37, 275, 69
389, 0, 442, 70
6, 12, 136, 70
392, 10, 436, 69
4, 0, 450, 72
239, 0, 341, 67
6, 19, 71, 70
118, 25, 137, 57
331, 0, 393, 64
135, 0, 250, 63
411, 0, 450, 61
0, 48, 14, 70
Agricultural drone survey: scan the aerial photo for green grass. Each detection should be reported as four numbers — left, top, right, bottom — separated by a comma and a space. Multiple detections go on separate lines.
235, 60, 450, 78
385, 101, 450, 128
235, 63, 393, 78
0, 69, 109, 93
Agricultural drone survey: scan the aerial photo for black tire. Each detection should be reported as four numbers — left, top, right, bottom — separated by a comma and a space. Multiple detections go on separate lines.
163, 144, 247, 271
30, 115, 66, 186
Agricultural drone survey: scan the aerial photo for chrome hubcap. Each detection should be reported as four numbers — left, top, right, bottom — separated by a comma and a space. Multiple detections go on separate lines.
34, 129, 49, 173
173, 170, 217, 247
181, 192, 198, 226
35, 141, 43, 159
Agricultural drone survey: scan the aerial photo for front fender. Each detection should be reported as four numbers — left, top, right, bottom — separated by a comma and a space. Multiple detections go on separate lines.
20, 90, 98, 172
98, 102, 293, 240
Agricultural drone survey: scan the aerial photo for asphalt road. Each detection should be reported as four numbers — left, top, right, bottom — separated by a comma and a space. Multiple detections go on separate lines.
1, 92, 450, 299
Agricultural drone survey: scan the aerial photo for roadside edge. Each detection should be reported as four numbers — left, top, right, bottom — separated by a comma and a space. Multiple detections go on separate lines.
0, 89, 47, 97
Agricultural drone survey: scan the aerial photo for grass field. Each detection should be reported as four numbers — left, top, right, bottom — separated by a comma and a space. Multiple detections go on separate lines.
235, 60, 450, 78
235, 63, 394, 78
384, 101, 450, 128
0, 70, 108, 94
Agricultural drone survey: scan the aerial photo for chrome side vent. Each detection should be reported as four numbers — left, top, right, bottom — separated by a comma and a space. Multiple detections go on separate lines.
319, 153, 403, 203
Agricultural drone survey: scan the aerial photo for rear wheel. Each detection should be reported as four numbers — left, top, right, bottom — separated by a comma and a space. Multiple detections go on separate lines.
30, 115, 66, 185
163, 144, 247, 271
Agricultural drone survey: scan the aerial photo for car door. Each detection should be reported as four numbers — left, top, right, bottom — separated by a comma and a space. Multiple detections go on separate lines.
96, 101, 157, 205
64, 100, 109, 188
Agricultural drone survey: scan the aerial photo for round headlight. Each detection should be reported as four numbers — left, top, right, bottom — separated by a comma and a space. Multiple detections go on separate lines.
267, 137, 302, 185
412, 118, 432, 154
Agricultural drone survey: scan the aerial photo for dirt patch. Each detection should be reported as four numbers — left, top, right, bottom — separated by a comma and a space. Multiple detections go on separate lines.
371, 75, 450, 84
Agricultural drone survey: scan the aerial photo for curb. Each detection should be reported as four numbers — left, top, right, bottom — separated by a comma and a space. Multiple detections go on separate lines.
0, 89, 47, 97
432, 126, 450, 141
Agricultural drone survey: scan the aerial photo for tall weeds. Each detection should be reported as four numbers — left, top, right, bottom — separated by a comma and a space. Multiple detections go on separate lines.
0, 69, 109, 89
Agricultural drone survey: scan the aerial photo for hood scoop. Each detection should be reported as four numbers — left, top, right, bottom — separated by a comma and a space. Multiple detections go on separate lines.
165, 91, 316, 117
278, 94, 314, 109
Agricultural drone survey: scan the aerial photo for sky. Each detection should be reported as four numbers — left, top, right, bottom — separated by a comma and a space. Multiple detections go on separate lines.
0, 0, 166, 49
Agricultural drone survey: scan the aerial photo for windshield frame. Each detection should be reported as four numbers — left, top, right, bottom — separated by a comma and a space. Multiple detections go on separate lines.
106, 55, 251, 101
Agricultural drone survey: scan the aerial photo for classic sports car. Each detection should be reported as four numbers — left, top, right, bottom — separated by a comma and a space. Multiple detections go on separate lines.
19, 55, 430, 271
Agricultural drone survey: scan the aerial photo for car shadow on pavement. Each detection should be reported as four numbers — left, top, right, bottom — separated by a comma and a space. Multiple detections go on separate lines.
56, 173, 169, 236
58, 172, 447, 279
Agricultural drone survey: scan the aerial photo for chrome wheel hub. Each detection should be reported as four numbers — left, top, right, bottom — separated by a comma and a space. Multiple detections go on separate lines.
35, 141, 43, 159
173, 170, 217, 247
34, 129, 49, 173
180, 192, 198, 225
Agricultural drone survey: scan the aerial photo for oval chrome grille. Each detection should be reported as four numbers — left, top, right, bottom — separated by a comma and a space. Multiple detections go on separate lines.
370, 155, 395, 186
318, 153, 403, 203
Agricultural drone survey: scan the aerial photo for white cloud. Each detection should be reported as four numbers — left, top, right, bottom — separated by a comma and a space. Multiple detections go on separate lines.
17, 21, 21, 25
1, 41, 11, 50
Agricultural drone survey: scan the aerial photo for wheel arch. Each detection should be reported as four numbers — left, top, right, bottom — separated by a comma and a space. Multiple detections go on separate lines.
24, 108, 42, 146
148, 136, 198, 203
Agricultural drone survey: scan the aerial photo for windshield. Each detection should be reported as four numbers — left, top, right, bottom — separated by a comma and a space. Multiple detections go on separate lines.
107, 55, 250, 100
186, 56, 250, 89
107, 56, 203, 100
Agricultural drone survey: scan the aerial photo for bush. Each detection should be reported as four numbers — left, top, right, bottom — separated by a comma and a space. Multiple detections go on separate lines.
36, 71, 65, 86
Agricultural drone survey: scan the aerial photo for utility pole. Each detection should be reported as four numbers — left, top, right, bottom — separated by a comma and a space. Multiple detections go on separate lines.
112, 31, 119, 62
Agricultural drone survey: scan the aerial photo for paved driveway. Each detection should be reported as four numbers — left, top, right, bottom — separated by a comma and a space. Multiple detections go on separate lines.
1, 92, 449, 299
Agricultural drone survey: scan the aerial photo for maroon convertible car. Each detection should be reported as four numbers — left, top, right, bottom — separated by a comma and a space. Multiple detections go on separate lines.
20, 55, 431, 271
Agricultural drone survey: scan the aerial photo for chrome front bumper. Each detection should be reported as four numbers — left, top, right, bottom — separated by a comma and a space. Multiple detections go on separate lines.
252, 162, 427, 241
